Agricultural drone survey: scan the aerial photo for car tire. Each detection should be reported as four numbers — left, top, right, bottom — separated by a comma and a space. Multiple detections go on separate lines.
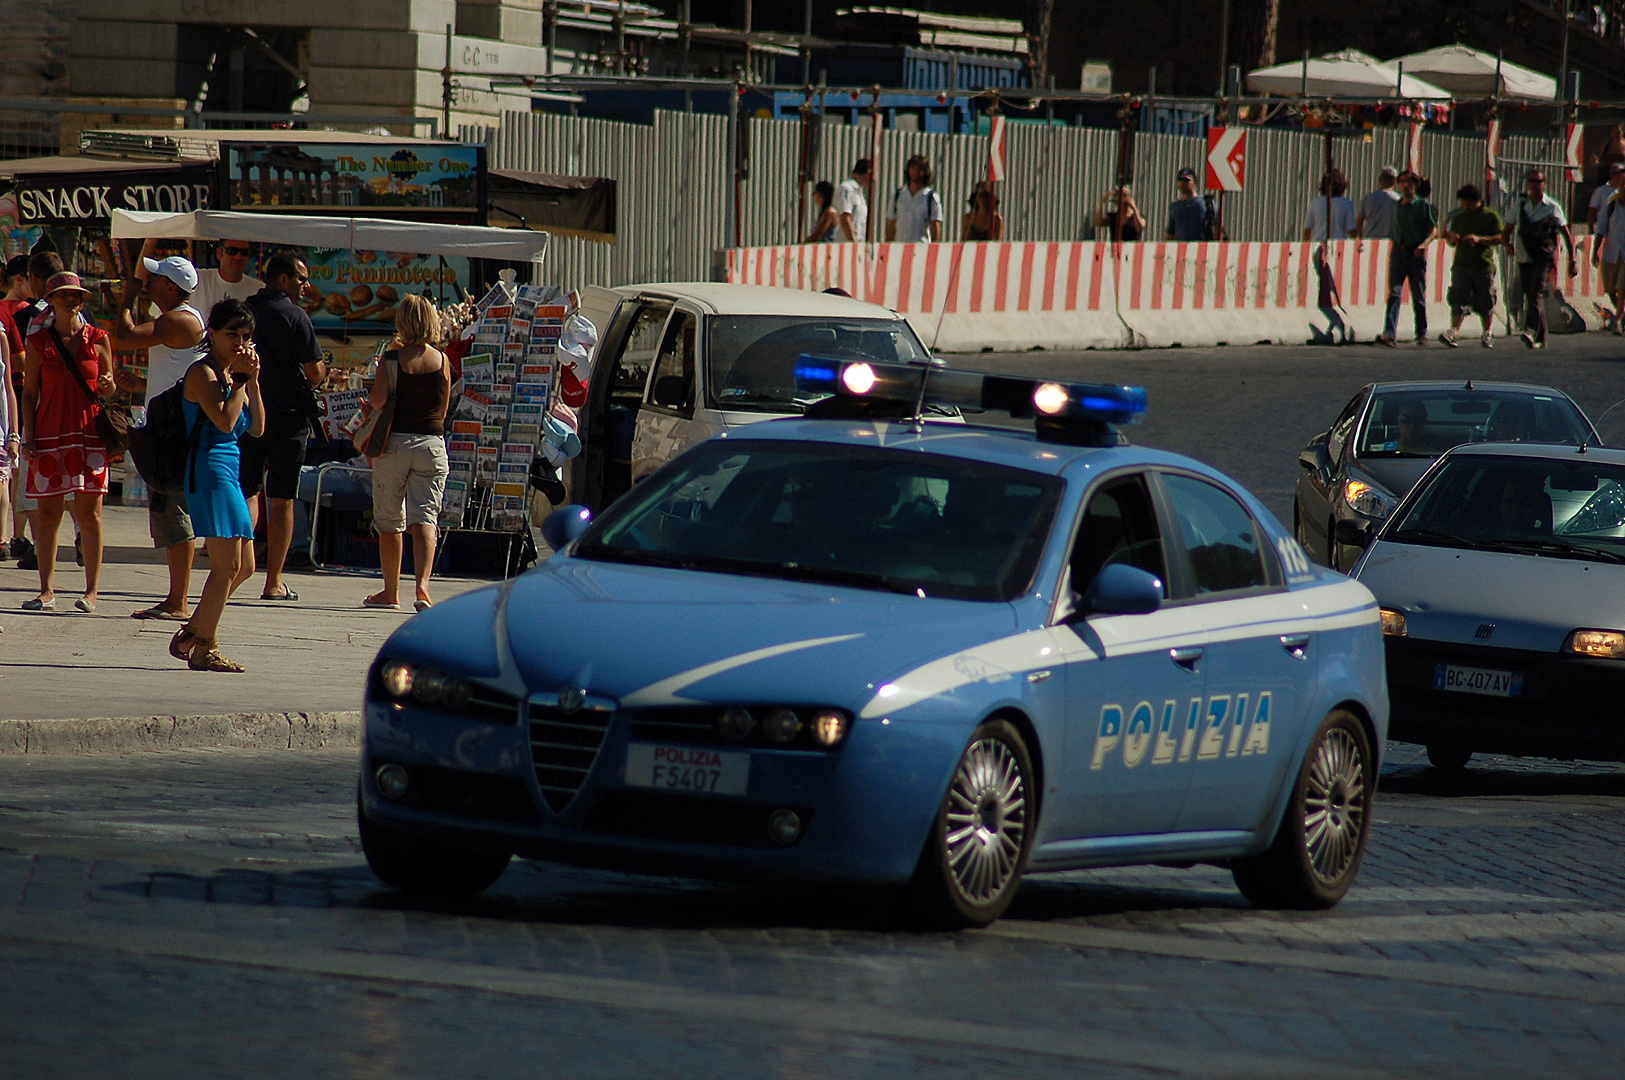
1232, 709, 1374, 910
358, 796, 512, 898
1426, 745, 1473, 771
904, 718, 1036, 929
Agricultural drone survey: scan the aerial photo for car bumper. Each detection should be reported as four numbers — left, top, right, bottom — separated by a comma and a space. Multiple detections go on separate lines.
359, 696, 964, 885
1385, 637, 1625, 759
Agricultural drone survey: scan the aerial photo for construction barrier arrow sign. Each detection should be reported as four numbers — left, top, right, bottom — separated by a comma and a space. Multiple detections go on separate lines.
1206, 127, 1246, 191
1567, 123, 1585, 182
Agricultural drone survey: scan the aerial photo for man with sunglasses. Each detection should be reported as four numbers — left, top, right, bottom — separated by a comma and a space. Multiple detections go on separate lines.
190, 240, 262, 322
239, 253, 325, 602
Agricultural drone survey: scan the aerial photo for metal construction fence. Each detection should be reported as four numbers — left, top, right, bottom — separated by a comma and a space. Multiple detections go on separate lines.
483, 107, 1578, 291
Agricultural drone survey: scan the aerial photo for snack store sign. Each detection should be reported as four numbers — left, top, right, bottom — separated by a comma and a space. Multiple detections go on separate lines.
14, 167, 216, 225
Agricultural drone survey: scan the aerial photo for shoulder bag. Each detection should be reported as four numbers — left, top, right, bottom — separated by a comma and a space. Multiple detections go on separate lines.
49, 324, 129, 456
355, 352, 398, 457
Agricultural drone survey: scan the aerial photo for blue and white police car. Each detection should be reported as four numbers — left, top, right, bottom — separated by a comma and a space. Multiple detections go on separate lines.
359, 362, 1389, 927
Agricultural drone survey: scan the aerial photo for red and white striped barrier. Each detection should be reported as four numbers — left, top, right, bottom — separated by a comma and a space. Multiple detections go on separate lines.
723, 239, 1613, 351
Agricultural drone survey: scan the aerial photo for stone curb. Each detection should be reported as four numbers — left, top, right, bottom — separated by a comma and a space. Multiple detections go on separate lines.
0, 712, 362, 756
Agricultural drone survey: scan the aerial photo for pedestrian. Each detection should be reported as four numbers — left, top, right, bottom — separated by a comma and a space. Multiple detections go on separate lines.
239, 253, 325, 602
834, 158, 871, 243
1354, 165, 1401, 240
168, 299, 265, 673
1591, 162, 1625, 335
6, 251, 61, 572
1505, 169, 1577, 349
187, 239, 263, 316
110, 255, 205, 621
802, 181, 840, 243
884, 154, 943, 243
0, 316, 18, 550
1094, 185, 1145, 242
362, 295, 450, 613
0, 256, 24, 563
1302, 170, 1356, 242
963, 180, 1003, 241
1376, 171, 1439, 347
1166, 167, 1209, 241
1438, 183, 1505, 349
16, 272, 113, 612
1598, 124, 1625, 185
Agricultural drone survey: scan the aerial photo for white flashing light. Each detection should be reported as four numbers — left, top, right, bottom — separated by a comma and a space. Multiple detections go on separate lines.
1033, 382, 1069, 415
841, 362, 878, 395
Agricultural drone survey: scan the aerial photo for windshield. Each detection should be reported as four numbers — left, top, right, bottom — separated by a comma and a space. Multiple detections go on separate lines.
706, 315, 932, 413
577, 440, 1064, 601
1356, 390, 1593, 459
1387, 455, 1625, 562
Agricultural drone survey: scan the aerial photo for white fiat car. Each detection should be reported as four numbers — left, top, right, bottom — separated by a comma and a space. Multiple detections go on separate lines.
570, 283, 936, 511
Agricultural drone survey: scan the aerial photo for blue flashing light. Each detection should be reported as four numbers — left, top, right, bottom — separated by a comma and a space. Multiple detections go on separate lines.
794, 358, 841, 386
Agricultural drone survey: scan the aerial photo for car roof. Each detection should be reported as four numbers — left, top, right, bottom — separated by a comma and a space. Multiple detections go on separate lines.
1367, 380, 1576, 399
1437, 441, 1625, 464
616, 281, 908, 320
718, 417, 1219, 479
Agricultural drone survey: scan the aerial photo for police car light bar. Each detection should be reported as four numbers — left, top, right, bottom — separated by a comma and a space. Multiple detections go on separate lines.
795, 356, 1146, 444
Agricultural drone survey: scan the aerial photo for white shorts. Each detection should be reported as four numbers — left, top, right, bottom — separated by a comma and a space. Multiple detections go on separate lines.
370, 433, 448, 533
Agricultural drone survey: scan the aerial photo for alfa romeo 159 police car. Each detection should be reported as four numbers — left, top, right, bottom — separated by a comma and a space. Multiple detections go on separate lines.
359, 361, 1389, 927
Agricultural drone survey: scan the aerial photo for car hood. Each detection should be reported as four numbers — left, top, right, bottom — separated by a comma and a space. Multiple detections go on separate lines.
498, 557, 1021, 710
1356, 540, 1625, 651
1348, 456, 1434, 502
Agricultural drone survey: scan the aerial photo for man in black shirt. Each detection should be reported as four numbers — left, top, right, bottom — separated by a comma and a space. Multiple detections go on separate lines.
238, 253, 325, 601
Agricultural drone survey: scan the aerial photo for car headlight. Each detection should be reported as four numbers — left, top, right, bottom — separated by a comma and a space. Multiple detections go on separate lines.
1380, 608, 1407, 636
379, 660, 415, 697
1565, 629, 1625, 659
377, 659, 474, 708
1344, 479, 1396, 519
763, 708, 803, 744
811, 711, 849, 747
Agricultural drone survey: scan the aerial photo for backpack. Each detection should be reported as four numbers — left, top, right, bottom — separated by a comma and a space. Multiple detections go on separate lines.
126, 367, 204, 496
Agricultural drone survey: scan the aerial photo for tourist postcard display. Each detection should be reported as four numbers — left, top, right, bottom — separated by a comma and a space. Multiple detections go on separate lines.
445, 282, 573, 532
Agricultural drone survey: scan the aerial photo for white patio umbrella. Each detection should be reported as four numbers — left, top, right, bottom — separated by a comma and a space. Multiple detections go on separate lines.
1247, 49, 1452, 99
1389, 44, 1556, 101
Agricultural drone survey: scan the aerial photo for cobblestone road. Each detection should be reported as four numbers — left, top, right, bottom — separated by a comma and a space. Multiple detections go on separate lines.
2, 745, 1623, 1078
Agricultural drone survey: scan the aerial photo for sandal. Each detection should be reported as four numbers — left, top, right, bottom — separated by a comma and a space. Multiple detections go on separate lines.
189, 636, 245, 673
169, 626, 199, 661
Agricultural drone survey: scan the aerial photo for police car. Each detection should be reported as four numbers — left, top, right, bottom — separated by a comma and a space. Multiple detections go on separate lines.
359, 362, 1389, 927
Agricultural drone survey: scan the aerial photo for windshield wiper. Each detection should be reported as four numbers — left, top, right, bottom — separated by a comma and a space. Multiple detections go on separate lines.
763, 563, 921, 595
712, 391, 815, 411
1386, 527, 1480, 549
580, 548, 921, 594
574, 546, 699, 570
1491, 538, 1625, 564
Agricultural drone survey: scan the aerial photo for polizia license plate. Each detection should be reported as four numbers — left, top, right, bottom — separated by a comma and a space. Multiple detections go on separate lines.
1433, 663, 1523, 698
624, 743, 750, 796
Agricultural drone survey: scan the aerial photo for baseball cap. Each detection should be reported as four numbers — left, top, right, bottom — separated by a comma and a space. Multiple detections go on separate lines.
3, 255, 28, 281
1380, 165, 1398, 178
1176, 166, 1195, 180
142, 255, 199, 293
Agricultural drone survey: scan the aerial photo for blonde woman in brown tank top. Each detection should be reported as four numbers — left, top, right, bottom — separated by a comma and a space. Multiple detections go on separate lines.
363, 294, 450, 612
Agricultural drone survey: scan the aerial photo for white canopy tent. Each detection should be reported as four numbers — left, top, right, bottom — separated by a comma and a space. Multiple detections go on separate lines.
110, 209, 550, 262
1389, 44, 1556, 101
1247, 49, 1451, 99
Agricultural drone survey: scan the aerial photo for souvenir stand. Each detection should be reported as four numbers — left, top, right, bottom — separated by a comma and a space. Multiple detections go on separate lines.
111, 209, 555, 577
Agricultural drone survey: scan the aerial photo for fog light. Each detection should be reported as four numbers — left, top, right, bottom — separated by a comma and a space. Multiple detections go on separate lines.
717, 707, 755, 742
811, 711, 848, 747
767, 808, 803, 846
380, 660, 415, 697
375, 763, 410, 800
763, 708, 802, 744
1566, 629, 1625, 658
1380, 608, 1407, 637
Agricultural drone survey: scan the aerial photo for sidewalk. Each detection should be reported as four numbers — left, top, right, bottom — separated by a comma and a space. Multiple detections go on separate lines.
0, 503, 501, 754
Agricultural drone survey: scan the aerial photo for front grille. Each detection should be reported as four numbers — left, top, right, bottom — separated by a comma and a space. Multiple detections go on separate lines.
583, 790, 813, 847
529, 705, 614, 812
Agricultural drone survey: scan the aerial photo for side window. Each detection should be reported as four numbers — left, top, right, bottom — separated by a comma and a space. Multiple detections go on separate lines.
1326, 390, 1367, 464
1161, 474, 1269, 596
614, 302, 671, 403
646, 311, 697, 412
1070, 476, 1167, 593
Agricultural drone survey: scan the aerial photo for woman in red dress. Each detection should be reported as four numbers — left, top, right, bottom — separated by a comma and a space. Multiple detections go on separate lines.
18, 272, 113, 612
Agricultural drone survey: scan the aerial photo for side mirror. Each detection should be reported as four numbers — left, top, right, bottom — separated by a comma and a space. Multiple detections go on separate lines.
651, 374, 690, 408
541, 505, 592, 550
1299, 441, 1332, 480
1334, 517, 1373, 548
1079, 563, 1164, 616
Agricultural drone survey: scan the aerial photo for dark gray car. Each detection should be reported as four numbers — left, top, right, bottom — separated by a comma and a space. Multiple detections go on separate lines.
1294, 381, 1599, 572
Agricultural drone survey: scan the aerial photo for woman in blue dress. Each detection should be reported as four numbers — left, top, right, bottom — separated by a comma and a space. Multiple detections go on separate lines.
169, 299, 265, 672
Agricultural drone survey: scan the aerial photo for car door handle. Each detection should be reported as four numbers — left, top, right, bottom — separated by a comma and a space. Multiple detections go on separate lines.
1169, 646, 1204, 670
1280, 633, 1310, 659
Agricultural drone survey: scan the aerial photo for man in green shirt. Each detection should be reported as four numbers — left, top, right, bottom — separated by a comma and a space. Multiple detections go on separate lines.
1377, 171, 1440, 346
1439, 183, 1506, 348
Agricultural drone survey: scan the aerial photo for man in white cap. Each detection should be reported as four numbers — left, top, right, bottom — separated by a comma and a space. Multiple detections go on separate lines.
111, 254, 205, 621
188, 239, 263, 320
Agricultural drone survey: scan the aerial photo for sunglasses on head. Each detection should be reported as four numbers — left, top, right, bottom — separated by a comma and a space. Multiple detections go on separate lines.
220, 245, 250, 255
